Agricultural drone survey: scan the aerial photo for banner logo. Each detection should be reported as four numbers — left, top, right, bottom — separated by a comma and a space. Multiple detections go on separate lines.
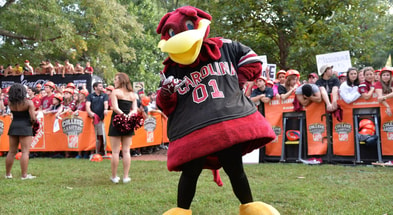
62, 115, 84, 148
382, 121, 393, 140
334, 123, 352, 141
144, 116, 156, 132
309, 123, 325, 142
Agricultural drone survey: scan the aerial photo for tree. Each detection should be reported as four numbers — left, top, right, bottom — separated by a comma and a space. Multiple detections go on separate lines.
0, 0, 142, 80
107, 0, 168, 93
172, 0, 393, 78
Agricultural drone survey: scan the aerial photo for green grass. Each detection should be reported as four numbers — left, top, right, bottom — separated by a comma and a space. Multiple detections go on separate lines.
0, 158, 392, 215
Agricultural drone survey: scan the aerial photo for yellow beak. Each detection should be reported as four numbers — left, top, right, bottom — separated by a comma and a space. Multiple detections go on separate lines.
158, 19, 211, 65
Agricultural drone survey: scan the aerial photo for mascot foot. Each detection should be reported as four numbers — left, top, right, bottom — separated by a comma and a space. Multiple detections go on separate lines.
163, 207, 192, 215
239, 201, 280, 215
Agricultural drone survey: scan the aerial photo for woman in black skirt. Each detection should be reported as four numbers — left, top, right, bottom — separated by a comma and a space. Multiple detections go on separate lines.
5, 83, 37, 180
108, 73, 138, 184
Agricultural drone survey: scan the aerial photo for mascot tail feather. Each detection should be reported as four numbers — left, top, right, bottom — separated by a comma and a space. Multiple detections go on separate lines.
212, 169, 223, 187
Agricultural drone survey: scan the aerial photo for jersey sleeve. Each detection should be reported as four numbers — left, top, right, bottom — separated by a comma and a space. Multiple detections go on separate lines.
374, 81, 382, 90
230, 40, 263, 87
358, 83, 368, 94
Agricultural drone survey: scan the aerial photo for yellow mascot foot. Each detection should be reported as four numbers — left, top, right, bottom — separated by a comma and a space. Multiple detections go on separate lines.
239, 201, 280, 215
163, 207, 192, 215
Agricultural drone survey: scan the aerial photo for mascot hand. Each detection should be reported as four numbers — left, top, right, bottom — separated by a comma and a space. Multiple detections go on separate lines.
160, 72, 186, 96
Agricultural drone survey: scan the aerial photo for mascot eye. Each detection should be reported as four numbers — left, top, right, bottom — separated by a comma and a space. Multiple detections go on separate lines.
168, 29, 175, 37
185, 20, 195, 30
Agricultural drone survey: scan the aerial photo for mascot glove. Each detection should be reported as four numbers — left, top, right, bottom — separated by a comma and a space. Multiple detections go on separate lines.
160, 73, 186, 96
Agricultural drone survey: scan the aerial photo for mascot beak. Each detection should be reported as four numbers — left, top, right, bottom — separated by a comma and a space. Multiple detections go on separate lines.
158, 19, 211, 65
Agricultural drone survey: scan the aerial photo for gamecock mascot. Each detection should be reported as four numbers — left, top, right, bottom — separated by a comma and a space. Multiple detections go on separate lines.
156, 6, 280, 215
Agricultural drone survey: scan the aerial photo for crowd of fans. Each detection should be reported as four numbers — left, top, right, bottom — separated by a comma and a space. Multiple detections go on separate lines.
246, 64, 393, 116
3, 63, 390, 159
0, 80, 160, 159
0, 59, 94, 78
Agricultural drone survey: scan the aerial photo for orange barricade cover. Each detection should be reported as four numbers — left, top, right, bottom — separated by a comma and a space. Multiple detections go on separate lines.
263, 97, 295, 156
333, 94, 393, 156
380, 99, 393, 155
0, 110, 168, 152
264, 95, 327, 156
304, 101, 328, 155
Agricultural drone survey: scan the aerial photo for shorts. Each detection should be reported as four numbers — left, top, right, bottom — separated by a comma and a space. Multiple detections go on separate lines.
94, 121, 105, 136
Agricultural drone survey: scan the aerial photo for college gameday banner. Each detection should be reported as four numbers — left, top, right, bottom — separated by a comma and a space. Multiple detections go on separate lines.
264, 97, 295, 156
332, 94, 393, 156
0, 110, 168, 151
304, 101, 328, 155
264, 96, 327, 156
332, 95, 381, 156
377, 101, 393, 155
103, 111, 168, 150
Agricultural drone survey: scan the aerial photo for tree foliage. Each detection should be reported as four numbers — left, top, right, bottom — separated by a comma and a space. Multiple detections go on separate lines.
110, 0, 167, 93
1, 0, 393, 86
0, 0, 142, 80
174, 0, 393, 78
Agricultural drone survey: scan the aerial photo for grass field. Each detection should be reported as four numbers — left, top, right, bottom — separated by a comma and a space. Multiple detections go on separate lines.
0, 157, 392, 215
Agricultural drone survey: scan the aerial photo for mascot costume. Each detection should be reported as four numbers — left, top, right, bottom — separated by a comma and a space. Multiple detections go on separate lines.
156, 6, 280, 215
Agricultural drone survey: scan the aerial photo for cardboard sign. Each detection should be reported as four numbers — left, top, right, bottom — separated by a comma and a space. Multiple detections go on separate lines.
316, 51, 352, 74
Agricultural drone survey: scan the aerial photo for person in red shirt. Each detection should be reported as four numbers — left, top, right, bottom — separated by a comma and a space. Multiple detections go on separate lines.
375, 67, 393, 116
41, 81, 56, 110
358, 67, 375, 100
84, 61, 94, 75
77, 89, 88, 111
27, 86, 41, 111
60, 88, 77, 114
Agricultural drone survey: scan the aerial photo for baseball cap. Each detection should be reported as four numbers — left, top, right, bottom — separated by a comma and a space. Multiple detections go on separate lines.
318, 65, 333, 76
308, 73, 318, 79
338, 73, 347, 79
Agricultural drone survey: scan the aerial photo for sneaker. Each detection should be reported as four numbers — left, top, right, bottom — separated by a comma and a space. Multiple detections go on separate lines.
5, 174, 12, 179
21, 174, 36, 180
123, 177, 131, 183
110, 176, 120, 184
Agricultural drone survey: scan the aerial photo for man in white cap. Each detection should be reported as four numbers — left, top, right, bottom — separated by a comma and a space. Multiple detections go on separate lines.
316, 65, 340, 112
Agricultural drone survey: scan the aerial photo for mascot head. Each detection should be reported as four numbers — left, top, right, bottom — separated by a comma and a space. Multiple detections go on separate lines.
156, 6, 212, 65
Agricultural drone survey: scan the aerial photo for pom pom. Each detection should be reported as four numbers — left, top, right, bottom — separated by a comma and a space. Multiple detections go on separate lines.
112, 112, 144, 134
32, 121, 40, 136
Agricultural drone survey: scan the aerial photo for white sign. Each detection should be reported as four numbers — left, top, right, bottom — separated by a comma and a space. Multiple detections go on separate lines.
259, 55, 268, 73
266, 64, 276, 80
242, 149, 260, 164
316, 51, 352, 74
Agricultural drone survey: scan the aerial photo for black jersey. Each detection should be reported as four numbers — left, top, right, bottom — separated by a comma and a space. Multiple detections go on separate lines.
165, 39, 262, 141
